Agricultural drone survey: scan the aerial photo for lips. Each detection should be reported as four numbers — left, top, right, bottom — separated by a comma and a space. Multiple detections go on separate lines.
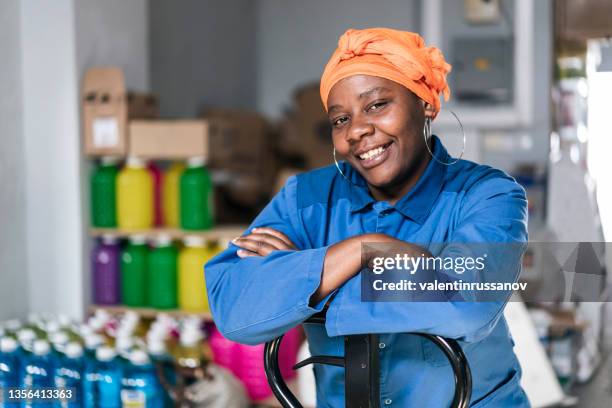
354, 141, 393, 169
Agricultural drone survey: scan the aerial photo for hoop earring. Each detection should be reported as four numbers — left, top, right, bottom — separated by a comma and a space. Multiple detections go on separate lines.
333, 148, 353, 183
423, 109, 466, 166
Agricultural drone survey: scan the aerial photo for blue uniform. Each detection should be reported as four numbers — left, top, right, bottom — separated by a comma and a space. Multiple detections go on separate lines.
205, 136, 530, 407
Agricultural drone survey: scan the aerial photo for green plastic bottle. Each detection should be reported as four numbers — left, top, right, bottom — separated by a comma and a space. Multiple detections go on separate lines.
180, 157, 214, 230
148, 235, 178, 309
120, 235, 148, 307
91, 157, 119, 227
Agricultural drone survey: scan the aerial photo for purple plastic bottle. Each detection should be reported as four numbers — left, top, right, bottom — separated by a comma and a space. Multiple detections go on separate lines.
92, 235, 121, 305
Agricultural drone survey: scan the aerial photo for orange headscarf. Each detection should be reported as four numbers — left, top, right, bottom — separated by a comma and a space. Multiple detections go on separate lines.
320, 28, 452, 117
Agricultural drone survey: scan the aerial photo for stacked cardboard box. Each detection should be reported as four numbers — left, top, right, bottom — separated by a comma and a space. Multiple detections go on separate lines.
278, 83, 333, 170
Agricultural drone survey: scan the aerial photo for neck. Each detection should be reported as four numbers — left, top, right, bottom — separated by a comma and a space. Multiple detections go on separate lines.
368, 152, 431, 206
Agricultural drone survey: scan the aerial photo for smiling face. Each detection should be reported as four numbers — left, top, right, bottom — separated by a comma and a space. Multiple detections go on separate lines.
327, 75, 432, 202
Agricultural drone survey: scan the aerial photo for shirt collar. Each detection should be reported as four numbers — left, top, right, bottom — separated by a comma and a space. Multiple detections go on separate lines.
344, 135, 449, 224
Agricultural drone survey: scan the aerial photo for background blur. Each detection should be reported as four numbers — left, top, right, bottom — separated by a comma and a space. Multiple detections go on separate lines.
1, 0, 612, 407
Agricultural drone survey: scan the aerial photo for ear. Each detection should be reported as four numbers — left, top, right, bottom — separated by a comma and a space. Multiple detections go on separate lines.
423, 102, 435, 119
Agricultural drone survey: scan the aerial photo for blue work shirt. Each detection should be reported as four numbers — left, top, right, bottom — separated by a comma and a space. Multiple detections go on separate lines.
205, 136, 530, 407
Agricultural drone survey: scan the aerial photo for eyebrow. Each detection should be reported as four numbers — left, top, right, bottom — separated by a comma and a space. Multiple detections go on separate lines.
359, 86, 390, 99
328, 86, 391, 114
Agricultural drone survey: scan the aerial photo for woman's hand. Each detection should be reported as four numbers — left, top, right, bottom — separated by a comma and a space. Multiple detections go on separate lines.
232, 227, 298, 258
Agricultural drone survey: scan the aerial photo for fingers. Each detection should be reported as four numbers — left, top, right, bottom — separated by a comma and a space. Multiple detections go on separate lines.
252, 227, 297, 250
232, 236, 278, 257
232, 228, 298, 258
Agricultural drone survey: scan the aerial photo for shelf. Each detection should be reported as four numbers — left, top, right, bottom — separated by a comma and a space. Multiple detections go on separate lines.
89, 305, 214, 321
89, 225, 246, 241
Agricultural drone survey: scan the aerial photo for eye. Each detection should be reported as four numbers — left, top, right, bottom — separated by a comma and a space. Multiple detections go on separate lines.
332, 115, 349, 128
367, 101, 388, 112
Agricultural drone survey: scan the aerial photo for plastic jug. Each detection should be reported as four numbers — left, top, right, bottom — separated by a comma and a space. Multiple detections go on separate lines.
178, 236, 210, 312
54, 342, 85, 408
94, 346, 122, 408
148, 162, 164, 227
117, 157, 153, 230
180, 157, 213, 230
148, 235, 178, 310
121, 350, 161, 408
91, 157, 119, 228
208, 325, 241, 378
236, 327, 301, 401
120, 235, 148, 307
0, 337, 20, 408
92, 235, 121, 305
20, 340, 55, 408
162, 162, 185, 228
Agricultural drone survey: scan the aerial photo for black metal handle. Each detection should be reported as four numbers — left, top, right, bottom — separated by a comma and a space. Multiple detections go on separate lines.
264, 320, 472, 408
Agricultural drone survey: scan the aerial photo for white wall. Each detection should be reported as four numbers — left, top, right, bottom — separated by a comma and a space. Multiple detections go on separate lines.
149, 0, 257, 117
75, 0, 150, 92
0, 0, 29, 320
10, 0, 150, 319
20, 0, 82, 317
255, 0, 420, 118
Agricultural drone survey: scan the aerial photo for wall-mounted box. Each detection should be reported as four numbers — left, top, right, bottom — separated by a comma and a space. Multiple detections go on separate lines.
82, 67, 157, 156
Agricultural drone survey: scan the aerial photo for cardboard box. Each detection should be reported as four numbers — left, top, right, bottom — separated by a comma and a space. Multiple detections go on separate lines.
279, 83, 333, 169
129, 119, 234, 160
82, 67, 158, 156
295, 84, 333, 169
202, 109, 278, 200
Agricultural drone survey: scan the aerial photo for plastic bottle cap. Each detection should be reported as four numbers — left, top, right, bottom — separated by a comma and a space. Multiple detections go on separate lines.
130, 349, 150, 365
64, 342, 84, 359
50, 331, 69, 346
129, 235, 147, 245
32, 340, 51, 356
27, 313, 41, 324
101, 156, 120, 166
153, 234, 172, 247
147, 339, 166, 355
115, 336, 134, 351
5, 319, 21, 331
0, 337, 18, 353
18, 329, 36, 342
79, 324, 94, 337
94, 309, 111, 321
101, 234, 118, 245
96, 346, 116, 362
180, 327, 203, 346
85, 334, 104, 350
187, 156, 206, 167
184, 235, 205, 248
57, 314, 72, 327
126, 156, 146, 167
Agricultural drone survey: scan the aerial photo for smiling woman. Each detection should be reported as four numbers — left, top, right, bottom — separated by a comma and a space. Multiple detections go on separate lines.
205, 27, 529, 407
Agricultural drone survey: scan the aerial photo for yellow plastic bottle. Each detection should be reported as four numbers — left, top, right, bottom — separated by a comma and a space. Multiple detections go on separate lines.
162, 161, 185, 228
117, 157, 154, 229
178, 236, 211, 312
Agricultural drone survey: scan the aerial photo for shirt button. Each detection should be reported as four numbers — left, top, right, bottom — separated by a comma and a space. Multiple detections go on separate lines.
384, 398, 392, 405
379, 342, 386, 349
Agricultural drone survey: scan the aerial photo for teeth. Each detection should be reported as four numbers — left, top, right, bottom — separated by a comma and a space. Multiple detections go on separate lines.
359, 145, 387, 160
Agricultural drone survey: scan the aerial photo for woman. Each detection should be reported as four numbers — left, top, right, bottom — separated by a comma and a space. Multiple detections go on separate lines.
205, 28, 529, 407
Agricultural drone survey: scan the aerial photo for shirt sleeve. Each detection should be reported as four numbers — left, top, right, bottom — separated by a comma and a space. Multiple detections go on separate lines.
326, 172, 528, 343
204, 176, 331, 345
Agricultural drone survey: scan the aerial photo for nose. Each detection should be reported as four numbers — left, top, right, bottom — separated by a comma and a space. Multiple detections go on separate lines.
346, 112, 374, 143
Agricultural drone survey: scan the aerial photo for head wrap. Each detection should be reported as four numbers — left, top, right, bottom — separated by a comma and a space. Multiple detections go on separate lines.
320, 28, 452, 117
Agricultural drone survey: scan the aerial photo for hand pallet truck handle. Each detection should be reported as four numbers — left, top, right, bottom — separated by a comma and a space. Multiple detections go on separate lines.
264, 315, 472, 408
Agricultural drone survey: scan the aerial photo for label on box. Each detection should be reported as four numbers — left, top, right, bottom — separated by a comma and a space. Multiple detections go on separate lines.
93, 117, 120, 148
121, 389, 145, 408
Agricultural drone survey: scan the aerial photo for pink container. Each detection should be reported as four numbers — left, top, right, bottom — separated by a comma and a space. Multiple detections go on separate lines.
237, 327, 301, 401
209, 325, 241, 377
148, 162, 163, 226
